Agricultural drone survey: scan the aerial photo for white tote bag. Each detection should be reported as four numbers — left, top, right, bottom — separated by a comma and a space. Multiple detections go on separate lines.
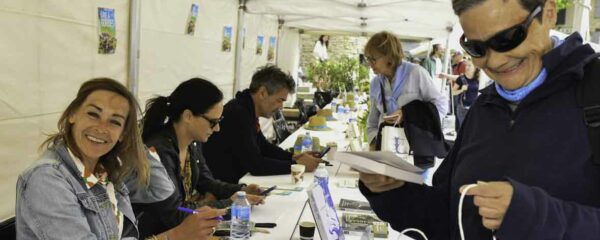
381, 125, 410, 155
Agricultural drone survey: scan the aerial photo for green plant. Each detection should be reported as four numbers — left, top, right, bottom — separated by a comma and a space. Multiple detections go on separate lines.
306, 55, 368, 92
357, 64, 370, 93
357, 96, 371, 143
306, 61, 331, 90
557, 0, 571, 9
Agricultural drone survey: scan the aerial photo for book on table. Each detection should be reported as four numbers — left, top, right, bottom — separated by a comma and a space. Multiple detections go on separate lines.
335, 151, 424, 184
338, 198, 372, 212
341, 212, 389, 238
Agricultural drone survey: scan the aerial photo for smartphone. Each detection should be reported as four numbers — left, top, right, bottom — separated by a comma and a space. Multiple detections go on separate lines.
317, 146, 331, 158
261, 185, 277, 196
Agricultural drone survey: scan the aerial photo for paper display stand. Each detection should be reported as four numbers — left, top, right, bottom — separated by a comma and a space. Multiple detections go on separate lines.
307, 181, 345, 240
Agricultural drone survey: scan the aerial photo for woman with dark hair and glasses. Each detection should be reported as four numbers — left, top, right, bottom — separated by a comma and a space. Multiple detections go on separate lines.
133, 78, 264, 239
359, 0, 600, 239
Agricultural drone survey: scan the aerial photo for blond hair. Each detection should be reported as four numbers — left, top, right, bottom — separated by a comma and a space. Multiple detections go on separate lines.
364, 31, 405, 68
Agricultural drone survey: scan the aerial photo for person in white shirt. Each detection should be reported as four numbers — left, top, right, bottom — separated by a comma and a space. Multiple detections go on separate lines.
313, 35, 330, 62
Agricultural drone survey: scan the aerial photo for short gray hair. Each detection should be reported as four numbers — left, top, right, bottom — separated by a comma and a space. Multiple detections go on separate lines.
249, 65, 296, 95
452, 0, 545, 20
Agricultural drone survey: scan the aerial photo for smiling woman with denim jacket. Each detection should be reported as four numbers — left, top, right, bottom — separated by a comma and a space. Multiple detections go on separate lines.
16, 78, 225, 240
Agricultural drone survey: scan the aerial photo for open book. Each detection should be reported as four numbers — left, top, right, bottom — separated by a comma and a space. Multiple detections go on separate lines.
335, 151, 424, 184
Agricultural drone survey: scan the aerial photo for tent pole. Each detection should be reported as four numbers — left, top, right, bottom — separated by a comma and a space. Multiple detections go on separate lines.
443, 26, 453, 114
127, 0, 142, 98
572, 0, 592, 41
233, 0, 247, 96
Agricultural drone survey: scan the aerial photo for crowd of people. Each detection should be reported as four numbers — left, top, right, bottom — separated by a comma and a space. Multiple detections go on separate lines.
14, 0, 600, 239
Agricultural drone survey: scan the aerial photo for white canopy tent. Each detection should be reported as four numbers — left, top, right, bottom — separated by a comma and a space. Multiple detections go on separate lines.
1, 0, 598, 224
245, 0, 458, 40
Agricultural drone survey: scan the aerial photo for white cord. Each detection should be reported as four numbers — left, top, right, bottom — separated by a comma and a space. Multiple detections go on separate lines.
395, 183, 496, 240
459, 184, 477, 240
399, 228, 428, 240
459, 184, 496, 240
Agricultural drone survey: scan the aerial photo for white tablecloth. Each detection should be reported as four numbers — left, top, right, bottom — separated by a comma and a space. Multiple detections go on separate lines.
238, 111, 405, 240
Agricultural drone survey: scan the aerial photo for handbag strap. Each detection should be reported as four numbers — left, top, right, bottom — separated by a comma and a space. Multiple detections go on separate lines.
380, 80, 388, 114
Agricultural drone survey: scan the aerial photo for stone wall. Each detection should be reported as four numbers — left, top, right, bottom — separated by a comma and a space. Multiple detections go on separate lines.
300, 34, 367, 69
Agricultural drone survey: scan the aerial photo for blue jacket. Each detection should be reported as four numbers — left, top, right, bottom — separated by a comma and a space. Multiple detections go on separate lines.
16, 142, 174, 240
360, 33, 600, 239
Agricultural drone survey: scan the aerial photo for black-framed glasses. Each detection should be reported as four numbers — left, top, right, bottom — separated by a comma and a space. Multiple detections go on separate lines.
200, 115, 223, 128
459, 5, 542, 58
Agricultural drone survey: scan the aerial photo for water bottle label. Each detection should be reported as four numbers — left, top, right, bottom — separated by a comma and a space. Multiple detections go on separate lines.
232, 206, 251, 220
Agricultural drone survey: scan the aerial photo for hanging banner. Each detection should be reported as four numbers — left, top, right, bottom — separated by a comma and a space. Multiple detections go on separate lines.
97, 8, 116, 54
268, 36, 277, 61
256, 35, 264, 55
185, 4, 199, 35
222, 26, 232, 52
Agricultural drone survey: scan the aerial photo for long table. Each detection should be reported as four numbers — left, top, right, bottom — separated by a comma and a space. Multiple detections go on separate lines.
239, 115, 406, 240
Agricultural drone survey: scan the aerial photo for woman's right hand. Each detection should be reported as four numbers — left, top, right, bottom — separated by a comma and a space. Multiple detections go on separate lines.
359, 172, 405, 193
169, 206, 226, 240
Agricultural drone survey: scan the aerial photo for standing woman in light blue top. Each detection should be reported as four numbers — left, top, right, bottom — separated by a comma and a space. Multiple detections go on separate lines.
364, 31, 448, 148
16, 78, 224, 240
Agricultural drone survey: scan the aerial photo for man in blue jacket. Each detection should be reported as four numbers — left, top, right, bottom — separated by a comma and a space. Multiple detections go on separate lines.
203, 65, 320, 184
359, 0, 600, 239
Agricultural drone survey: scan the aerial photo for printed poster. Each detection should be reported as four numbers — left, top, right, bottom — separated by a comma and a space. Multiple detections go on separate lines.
268, 36, 277, 61
222, 26, 232, 52
256, 35, 264, 55
98, 8, 116, 54
185, 4, 199, 35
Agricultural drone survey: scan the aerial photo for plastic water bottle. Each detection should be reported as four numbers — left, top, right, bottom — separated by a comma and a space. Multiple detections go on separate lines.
230, 191, 251, 240
302, 132, 313, 153
314, 163, 329, 185
331, 99, 337, 112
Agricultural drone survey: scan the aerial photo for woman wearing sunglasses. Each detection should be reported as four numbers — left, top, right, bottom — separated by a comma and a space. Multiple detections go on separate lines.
359, 0, 600, 239
364, 31, 448, 150
16, 78, 225, 240
133, 78, 265, 239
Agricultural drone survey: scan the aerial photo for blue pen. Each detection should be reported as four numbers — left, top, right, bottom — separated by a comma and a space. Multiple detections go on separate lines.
177, 207, 224, 221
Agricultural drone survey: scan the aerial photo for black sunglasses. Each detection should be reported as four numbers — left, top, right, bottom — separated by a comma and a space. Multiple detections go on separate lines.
200, 115, 223, 128
460, 5, 542, 58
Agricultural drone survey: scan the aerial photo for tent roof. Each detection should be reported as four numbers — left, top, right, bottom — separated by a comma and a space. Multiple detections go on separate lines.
245, 0, 458, 40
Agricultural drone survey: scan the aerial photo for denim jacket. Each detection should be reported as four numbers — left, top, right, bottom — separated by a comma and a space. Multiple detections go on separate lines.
16, 142, 175, 240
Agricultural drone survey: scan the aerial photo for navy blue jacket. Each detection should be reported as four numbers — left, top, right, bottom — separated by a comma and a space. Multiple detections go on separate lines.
203, 89, 294, 184
360, 33, 600, 239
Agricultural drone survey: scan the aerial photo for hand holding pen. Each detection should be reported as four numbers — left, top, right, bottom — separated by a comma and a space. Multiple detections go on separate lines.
171, 206, 227, 239
177, 207, 225, 221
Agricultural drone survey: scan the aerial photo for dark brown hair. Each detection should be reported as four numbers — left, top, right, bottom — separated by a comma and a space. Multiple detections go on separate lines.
452, 0, 545, 22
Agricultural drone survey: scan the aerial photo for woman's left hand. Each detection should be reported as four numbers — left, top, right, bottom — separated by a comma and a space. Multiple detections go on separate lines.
460, 181, 514, 230
383, 109, 403, 124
